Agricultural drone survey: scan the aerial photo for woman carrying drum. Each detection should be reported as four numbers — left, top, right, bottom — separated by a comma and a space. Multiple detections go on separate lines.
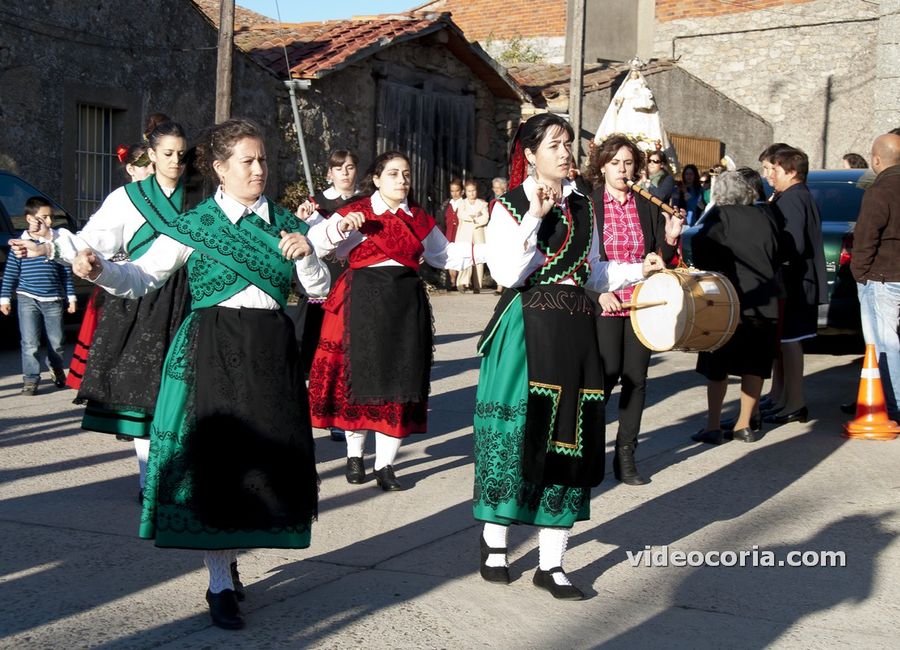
584, 134, 685, 486
690, 170, 782, 445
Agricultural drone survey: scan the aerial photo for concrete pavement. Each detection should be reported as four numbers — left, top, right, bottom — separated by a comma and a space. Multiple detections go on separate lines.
1, 293, 898, 649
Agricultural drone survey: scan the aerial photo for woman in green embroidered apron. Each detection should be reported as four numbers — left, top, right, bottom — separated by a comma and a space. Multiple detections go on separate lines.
11, 118, 193, 500
474, 114, 664, 599
71, 119, 330, 630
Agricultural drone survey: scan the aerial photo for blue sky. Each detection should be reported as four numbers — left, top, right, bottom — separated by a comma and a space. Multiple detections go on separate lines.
238, 1, 419, 22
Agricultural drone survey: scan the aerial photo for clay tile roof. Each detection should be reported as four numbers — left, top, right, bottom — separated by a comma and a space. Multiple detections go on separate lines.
508, 59, 678, 109
238, 14, 444, 79
190, 2, 528, 101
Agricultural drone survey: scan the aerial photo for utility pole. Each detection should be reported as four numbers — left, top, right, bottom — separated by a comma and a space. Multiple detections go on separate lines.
568, 0, 586, 164
215, 0, 235, 123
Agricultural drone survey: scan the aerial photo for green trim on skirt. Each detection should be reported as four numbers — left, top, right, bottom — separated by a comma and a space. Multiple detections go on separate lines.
472, 295, 590, 528
82, 404, 152, 437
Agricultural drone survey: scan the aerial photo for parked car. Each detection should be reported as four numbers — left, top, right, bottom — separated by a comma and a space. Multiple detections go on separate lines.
681, 169, 869, 335
0, 170, 91, 339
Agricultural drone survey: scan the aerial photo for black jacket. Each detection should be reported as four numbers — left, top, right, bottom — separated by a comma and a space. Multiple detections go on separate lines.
772, 183, 828, 305
692, 204, 781, 321
591, 187, 680, 266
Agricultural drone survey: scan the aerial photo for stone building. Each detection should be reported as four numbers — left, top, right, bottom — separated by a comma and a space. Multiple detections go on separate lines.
0, 1, 524, 222
219, 10, 527, 213
0, 1, 286, 224
413, 0, 895, 169
509, 59, 773, 172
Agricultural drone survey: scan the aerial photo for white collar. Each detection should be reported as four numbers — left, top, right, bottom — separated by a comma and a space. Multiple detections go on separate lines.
370, 190, 412, 216
323, 185, 357, 201
215, 187, 267, 224
521, 176, 575, 201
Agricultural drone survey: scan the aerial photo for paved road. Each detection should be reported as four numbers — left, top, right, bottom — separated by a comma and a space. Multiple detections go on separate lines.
1, 293, 898, 649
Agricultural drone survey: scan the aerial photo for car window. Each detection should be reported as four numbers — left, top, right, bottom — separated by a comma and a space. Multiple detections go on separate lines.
807, 182, 864, 222
761, 179, 864, 223
0, 174, 70, 232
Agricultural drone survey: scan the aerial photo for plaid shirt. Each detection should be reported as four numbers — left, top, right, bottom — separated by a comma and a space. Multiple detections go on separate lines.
602, 189, 644, 316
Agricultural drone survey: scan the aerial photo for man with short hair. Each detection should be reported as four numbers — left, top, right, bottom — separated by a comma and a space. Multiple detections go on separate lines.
850, 133, 900, 417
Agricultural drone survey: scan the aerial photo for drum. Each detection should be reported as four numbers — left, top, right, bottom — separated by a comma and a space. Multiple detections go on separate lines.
629, 269, 739, 352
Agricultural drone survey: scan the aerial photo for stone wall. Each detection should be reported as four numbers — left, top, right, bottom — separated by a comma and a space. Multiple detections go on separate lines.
652, 0, 881, 168
580, 67, 773, 171
288, 37, 521, 197
875, 0, 900, 134
0, 1, 293, 216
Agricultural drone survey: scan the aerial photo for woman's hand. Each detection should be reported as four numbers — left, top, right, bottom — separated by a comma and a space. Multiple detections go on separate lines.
642, 252, 665, 277
73, 249, 103, 280
528, 183, 560, 219
664, 208, 686, 244
9, 239, 50, 259
295, 200, 317, 222
279, 231, 312, 260
338, 211, 366, 233
598, 292, 622, 313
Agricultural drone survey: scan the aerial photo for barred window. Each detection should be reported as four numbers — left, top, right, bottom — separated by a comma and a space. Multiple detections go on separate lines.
75, 104, 118, 225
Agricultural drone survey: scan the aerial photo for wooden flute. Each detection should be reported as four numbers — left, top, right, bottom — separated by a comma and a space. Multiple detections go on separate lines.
625, 179, 683, 218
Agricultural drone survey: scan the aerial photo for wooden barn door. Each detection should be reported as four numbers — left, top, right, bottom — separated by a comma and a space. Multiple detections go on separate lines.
376, 80, 474, 215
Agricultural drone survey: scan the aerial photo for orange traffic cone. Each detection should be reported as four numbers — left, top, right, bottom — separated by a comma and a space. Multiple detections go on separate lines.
844, 343, 900, 440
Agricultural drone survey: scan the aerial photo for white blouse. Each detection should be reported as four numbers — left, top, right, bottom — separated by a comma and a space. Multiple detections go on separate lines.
306, 190, 469, 271
92, 188, 330, 306
485, 177, 645, 291
53, 181, 177, 263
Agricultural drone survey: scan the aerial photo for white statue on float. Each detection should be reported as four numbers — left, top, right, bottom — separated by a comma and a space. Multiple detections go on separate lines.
594, 57, 678, 169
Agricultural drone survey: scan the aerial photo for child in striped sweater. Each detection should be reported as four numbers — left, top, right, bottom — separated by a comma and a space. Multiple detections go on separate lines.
1, 197, 77, 394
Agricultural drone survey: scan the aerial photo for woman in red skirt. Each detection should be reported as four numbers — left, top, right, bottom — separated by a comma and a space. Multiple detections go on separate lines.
306, 151, 470, 491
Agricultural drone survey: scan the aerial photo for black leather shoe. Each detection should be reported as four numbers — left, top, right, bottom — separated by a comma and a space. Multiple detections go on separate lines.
479, 536, 510, 584
764, 406, 809, 425
612, 445, 649, 485
205, 589, 244, 630
230, 562, 245, 602
731, 427, 757, 443
533, 567, 584, 600
720, 413, 762, 432
840, 401, 857, 415
346, 457, 365, 484
373, 465, 402, 491
691, 428, 724, 445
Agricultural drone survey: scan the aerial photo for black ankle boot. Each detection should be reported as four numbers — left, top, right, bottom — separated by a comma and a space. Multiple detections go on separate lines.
230, 561, 245, 601
373, 465, 402, 491
613, 444, 649, 485
205, 589, 244, 630
346, 457, 365, 484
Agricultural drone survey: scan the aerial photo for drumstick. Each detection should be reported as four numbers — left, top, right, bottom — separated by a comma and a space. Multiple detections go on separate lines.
625, 180, 682, 218
620, 300, 668, 310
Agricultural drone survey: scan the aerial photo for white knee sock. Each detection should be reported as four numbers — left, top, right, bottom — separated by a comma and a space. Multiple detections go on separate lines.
374, 432, 402, 470
539, 528, 572, 585
482, 523, 509, 568
345, 429, 366, 458
134, 437, 150, 489
204, 550, 235, 594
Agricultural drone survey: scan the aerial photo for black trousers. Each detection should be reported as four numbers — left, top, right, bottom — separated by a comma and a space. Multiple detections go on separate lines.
595, 315, 652, 448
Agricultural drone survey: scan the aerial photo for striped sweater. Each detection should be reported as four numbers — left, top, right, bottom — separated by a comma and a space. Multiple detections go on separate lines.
1, 234, 76, 304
